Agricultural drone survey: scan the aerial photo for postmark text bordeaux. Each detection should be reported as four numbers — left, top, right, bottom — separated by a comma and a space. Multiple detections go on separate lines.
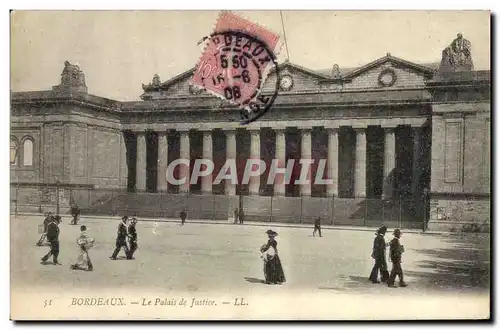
191, 12, 282, 124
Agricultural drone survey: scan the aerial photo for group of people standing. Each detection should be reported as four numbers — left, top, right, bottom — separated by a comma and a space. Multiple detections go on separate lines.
369, 225, 407, 288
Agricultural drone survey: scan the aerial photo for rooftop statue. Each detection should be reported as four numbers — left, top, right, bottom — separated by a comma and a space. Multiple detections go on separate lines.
439, 33, 474, 72
142, 74, 162, 91
53, 61, 88, 93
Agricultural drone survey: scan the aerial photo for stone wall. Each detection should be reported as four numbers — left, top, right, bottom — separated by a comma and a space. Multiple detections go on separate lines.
428, 196, 490, 231
429, 96, 490, 229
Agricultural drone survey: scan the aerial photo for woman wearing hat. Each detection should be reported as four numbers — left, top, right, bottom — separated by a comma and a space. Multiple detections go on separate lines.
260, 230, 286, 285
368, 225, 389, 283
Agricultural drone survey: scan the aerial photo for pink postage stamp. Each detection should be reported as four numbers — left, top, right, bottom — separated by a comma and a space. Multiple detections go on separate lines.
191, 12, 282, 124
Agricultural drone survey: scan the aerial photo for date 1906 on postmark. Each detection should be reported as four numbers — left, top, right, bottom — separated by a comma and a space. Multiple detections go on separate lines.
191, 13, 282, 125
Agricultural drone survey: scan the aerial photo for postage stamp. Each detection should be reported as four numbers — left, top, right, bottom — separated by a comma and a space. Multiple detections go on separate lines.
191, 12, 282, 124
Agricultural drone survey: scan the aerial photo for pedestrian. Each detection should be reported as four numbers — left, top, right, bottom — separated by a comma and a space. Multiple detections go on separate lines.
36, 212, 53, 246
110, 216, 129, 260
126, 218, 138, 260
41, 215, 61, 265
180, 209, 187, 226
387, 228, 408, 288
260, 229, 286, 285
70, 204, 81, 225
233, 208, 239, 224
313, 217, 322, 237
71, 225, 94, 271
368, 225, 389, 283
239, 208, 244, 224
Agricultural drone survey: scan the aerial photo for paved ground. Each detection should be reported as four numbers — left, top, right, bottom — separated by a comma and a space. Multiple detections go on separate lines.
11, 214, 490, 296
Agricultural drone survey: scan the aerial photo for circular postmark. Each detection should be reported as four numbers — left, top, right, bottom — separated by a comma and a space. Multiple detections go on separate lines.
192, 30, 280, 125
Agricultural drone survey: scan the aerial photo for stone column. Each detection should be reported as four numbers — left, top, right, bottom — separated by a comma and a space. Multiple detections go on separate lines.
179, 130, 190, 194
327, 128, 339, 197
411, 127, 422, 196
354, 127, 367, 198
157, 131, 169, 192
249, 129, 261, 195
224, 129, 237, 196
136, 131, 147, 192
201, 130, 213, 194
274, 129, 286, 196
300, 128, 312, 196
383, 127, 396, 200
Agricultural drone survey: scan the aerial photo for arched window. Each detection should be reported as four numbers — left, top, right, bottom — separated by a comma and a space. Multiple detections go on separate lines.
10, 138, 19, 165
23, 138, 33, 166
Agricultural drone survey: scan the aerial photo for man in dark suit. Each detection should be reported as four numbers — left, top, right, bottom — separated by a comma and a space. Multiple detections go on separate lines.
369, 225, 389, 283
180, 210, 187, 226
126, 218, 138, 260
387, 228, 408, 288
110, 216, 129, 260
313, 217, 322, 237
70, 204, 81, 225
41, 215, 61, 265
36, 212, 53, 246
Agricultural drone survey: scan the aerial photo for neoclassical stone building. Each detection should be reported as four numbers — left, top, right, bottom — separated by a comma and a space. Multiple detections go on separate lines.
10, 34, 491, 230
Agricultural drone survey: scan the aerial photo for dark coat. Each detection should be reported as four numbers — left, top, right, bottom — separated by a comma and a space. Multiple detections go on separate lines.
314, 218, 321, 227
46, 221, 60, 242
116, 222, 128, 244
389, 238, 403, 263
372, 234, 387, 259
128, 224, 137, 242
180, 211, 187, 221
43, 216, 52, 233
261, 238, 286, 284
71, 206, 80, 216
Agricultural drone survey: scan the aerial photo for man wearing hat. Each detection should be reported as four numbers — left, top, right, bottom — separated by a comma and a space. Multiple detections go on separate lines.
313, 217, 322, 237
41, 215, 61, 265
110, 216, 129, 260
368, 225, 389, 283
387, 228, 408, 288
126, 218, 138, 260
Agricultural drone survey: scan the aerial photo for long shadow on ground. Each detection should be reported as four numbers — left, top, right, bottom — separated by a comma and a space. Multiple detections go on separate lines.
406, 234, 490, 290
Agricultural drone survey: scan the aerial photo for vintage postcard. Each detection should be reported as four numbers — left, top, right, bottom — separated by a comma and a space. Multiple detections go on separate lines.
10, 10, 491, 320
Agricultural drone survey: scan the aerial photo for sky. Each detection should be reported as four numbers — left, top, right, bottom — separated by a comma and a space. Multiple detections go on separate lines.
10, 10, 491, 101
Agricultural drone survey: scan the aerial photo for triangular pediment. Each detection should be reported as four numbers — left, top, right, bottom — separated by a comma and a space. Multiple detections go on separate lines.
342, 54, 435, 90
140, 54, 437, 100
261, 61, 341, 93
